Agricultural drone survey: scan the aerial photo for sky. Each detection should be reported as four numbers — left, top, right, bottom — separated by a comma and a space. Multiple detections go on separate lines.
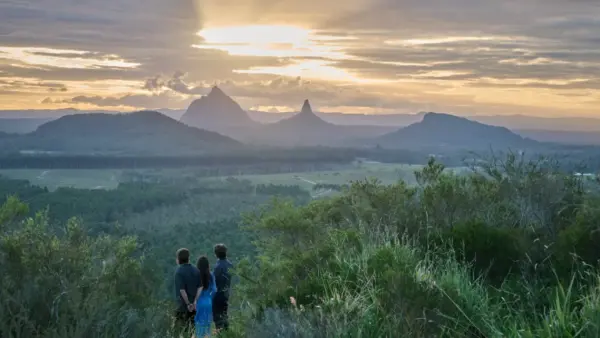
1, 0, 600, 117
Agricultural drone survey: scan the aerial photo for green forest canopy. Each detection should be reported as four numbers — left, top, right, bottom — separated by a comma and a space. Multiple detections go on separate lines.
1, 155, 600, 337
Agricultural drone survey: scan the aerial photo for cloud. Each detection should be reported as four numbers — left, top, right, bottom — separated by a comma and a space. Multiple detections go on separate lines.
1, 0, 600, 116
142, 71, 210, 95
47, 85, 68, 92
41, 97, 57, 104
0, 47, 140, 70
58, 92, 193, 109
0, 0, 204, 82
211, 77, 419, 111
0, 78, 68, 92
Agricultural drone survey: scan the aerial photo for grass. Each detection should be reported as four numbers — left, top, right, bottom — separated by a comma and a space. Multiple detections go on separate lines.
0, 169, 122, 191
213, 163, 426, 190
0, 163, 470, 193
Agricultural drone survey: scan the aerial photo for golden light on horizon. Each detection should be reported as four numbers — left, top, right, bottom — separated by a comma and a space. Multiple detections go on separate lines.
193, 25, 392, 83
235, 59, 355, 82
235, 58, 393, 84
194, 25, 348, 59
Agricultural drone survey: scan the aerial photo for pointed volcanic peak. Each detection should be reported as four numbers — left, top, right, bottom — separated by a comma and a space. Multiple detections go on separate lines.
377, 112, 538, 150
273, 99, 334, 129
251, 99, 345, 146
25, 110, 241, 155
180, 86, 258, 134
301, 99, 313, 114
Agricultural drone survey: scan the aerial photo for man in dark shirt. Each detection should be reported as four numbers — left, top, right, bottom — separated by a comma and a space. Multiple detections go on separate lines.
213, 243, 233, 331
174, 248, 200, 332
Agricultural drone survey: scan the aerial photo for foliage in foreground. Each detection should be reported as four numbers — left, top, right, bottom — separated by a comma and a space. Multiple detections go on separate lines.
231, 155, 600, 337
2, 155, 600, 337
0, 197, 174, 338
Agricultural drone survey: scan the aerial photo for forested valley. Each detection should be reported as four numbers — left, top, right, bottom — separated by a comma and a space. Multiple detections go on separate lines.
2, 154, 600, 337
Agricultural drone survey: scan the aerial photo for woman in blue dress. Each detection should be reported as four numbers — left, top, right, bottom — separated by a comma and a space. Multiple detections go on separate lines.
193, 256, 217, 338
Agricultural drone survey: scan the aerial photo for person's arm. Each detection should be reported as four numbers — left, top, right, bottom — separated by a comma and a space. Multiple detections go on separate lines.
180, 290, 193, 310
210, 274, 217, 297
175, 271, 193, 311
193, 286, 204, 305
213, 265, 223, 292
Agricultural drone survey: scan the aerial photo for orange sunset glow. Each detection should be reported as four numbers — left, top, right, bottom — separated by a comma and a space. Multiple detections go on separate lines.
0, 0, 598, 117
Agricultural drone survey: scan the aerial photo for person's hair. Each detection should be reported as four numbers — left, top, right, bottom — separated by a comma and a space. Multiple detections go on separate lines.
196, 256, 211, 289
176, 248, 190, 264
214, 243, 227, 259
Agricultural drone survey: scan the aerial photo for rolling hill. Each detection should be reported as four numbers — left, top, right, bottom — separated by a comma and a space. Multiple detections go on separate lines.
377, 112, 537, 150
18, 110, 241, 155
180, 86, 259, 136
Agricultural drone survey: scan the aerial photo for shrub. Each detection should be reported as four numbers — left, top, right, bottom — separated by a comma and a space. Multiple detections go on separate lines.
0, 198, 174, 338
446, 220, 530, 283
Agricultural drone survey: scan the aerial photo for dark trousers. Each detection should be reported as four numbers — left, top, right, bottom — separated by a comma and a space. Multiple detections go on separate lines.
213, 294, 229, 331
175, 310, 195, 333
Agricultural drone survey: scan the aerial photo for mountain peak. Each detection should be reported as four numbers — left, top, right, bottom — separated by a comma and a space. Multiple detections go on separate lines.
379, 112, 535, 149
300, 99, 314, 115
207, 85, 226, 98
422, 112, 460, 121
180, 86, 258, 133
30, 111, 240, 155
272, 99, 332, 128
421, 112, 484, 127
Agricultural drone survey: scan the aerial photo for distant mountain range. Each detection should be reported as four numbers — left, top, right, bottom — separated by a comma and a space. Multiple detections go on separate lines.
1, 88, 599, 149
248, 111, 600, 132
175, 89, 545, 149
376, 112, 536, 150
6, 111, 240, 155
3, 102, 600, 133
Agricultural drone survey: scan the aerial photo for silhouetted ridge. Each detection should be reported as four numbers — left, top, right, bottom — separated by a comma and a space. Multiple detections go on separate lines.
378, 112, 536, 149
180, 86, 258, 134
26, 111, 240, 155
273, 99, 332, 128
245, 99, 346, 146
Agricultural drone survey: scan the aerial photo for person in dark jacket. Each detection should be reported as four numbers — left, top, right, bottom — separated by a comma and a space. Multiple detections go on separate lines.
213, 243, 233, 331
174, 248, 200, 332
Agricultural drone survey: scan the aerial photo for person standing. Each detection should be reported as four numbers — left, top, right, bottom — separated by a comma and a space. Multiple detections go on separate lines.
174, 248, 200, 333
193, 256, 217, 338
212, 243, 233, 331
